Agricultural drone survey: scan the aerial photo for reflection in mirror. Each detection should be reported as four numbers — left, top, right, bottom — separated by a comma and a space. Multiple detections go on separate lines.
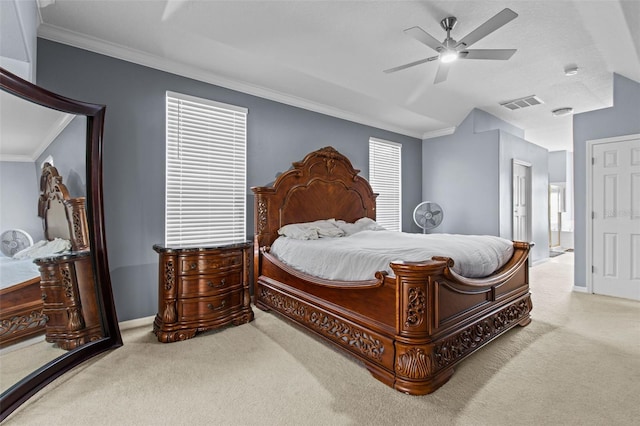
0, 94, 84, 394
0, 67, 122, 421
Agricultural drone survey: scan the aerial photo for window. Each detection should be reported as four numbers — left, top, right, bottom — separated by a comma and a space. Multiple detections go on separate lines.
369, 138, 401, 231
165, 92, 247, 246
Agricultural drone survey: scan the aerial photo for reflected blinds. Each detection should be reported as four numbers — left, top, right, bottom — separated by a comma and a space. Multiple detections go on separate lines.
166, 92, 247, 246
369, 138, 402, 232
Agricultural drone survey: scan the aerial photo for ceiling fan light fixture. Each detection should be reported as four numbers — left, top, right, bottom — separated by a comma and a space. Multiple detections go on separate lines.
440, 50, 459, 63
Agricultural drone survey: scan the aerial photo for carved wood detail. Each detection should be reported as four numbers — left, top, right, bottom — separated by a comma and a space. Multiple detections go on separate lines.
252, 146, 533, 395
405, 287, 426, 328
257, 198, 267, 234
36, 253, 103, 350
259, 286, 386, 362
164, 259, 175, 291
0, 312, 48, 338
434, 297, 531, 369
396, 347, 433, 379
153, 243, 254, 343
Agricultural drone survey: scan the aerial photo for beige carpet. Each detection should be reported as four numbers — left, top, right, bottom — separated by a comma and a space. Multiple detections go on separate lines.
4, 254, 640, 425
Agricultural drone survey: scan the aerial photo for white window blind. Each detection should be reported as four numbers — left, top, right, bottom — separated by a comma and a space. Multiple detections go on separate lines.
369, 138, 402, 232
166, 91, 247, 246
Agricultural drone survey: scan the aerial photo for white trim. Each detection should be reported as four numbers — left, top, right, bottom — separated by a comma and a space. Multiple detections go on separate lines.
0, 154, 34, 162
38, 24, 423, 139
572, 285, 588, 293
585, 133, 640, 295
369, 137, 402, 148
118, 315, 155, 331
166, 91, 247, 114
513, 159, 532, 167
512, 159, 532, 242
422, 127, 456, 140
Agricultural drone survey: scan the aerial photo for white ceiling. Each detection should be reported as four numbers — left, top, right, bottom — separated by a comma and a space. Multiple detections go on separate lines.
0, 91, 74, 162
31, 0, 640, 153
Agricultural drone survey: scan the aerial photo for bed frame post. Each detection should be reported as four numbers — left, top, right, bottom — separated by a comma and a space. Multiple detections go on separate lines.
391, 259, 455, 394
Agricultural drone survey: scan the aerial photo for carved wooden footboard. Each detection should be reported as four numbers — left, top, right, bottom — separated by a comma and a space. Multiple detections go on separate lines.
252, 147, 532, 394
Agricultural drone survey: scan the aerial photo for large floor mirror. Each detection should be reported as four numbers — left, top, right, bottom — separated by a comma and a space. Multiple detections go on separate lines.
0, 67, 122, 420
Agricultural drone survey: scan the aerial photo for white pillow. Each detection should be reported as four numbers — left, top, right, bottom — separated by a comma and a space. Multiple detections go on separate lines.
277, 219, 345, 240
277, 223, 319, 240
13, 238, 72, 259
335, 217, 386, 236
356, 217, 386, 231
310, 219, 345, 238
335, 220, 366, 236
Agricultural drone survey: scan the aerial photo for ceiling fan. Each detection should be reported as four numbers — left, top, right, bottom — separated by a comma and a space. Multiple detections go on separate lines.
384, 8, 518, 84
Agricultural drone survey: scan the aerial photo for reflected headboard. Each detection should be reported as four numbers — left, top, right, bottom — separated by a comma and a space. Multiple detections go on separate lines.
38, 163, 89, 251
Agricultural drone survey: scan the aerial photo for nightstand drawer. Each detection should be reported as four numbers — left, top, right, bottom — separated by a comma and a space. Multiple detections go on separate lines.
179, 252, 243, 275
41, 286, 69, 308
177, 289, 243, 321
179, 270, 242, 297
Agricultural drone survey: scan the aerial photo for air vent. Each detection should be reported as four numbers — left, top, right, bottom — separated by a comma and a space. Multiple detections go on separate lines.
500, 95, 544, 110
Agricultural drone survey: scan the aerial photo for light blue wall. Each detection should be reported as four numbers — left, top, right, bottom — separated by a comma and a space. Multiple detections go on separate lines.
0, 115, 86, 249
549, 151, 569, 183
0, 161, 42, 243
422, 108, 549, 263
573, 73, 640, 288
421, 111, 501, 236
36, 39, 422, 321
499, 131, 549, 263
35, 115, 87, 198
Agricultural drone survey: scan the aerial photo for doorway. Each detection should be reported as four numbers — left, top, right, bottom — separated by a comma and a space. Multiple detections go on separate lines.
513, 160, 532, 242
549, 184, 564, 248
587, 134, 640, 300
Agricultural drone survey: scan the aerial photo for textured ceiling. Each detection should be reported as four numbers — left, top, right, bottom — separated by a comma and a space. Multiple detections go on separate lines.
32, 0, 640, 152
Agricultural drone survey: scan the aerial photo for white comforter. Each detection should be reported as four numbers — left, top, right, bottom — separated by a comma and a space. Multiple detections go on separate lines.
269, 231, 514, 280
0, 256, 40, 290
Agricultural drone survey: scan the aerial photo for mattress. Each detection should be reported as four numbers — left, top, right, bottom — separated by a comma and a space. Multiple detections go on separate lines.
269, 230, 515, 280
0, 256, 40, 290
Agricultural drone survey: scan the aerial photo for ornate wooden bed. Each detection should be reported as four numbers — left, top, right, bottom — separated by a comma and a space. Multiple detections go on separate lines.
0, 163, 89, 348
252, 146, 532, 395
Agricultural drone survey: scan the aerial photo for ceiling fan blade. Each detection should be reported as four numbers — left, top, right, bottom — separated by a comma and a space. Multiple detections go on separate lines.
404, 26, 445, 52
434, 62, 450, 84
455, 8, 518, 49
461, 49, 517, 60
383, 55, 438, 73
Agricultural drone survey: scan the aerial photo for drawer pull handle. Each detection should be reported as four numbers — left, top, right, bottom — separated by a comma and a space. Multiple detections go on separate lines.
207, 278, 226, 288
41, 293, 47, 301
207, 301, 226, 311
190, 262, 197, 270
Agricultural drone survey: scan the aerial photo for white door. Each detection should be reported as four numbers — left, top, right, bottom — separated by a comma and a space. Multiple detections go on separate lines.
549, 185, 563, 247
513, 161, 531, 242
591, 136, 640, 300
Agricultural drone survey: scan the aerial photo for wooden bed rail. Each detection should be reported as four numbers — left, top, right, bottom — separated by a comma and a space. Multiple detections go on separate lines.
261, 249, 387, 289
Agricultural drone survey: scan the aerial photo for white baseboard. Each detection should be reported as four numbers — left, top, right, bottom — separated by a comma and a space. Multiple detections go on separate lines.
572, 285, 588, 293
118, 315, 155, 331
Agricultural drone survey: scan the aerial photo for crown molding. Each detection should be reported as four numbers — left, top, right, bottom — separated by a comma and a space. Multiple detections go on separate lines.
422, 126, 456, 140
38, 24, 424, 140
0, 154, 34, 162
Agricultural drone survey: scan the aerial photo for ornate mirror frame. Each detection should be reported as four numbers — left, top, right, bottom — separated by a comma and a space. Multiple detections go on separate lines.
0, 68, 122, 420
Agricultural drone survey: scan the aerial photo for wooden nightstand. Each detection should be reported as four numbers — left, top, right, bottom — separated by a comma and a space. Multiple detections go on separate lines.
35, 251, 104, 350
152, 242, 254, 343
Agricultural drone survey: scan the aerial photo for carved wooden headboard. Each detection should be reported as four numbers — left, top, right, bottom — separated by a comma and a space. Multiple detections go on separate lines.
251, 146, 378, 249
38, 163, 90, 251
